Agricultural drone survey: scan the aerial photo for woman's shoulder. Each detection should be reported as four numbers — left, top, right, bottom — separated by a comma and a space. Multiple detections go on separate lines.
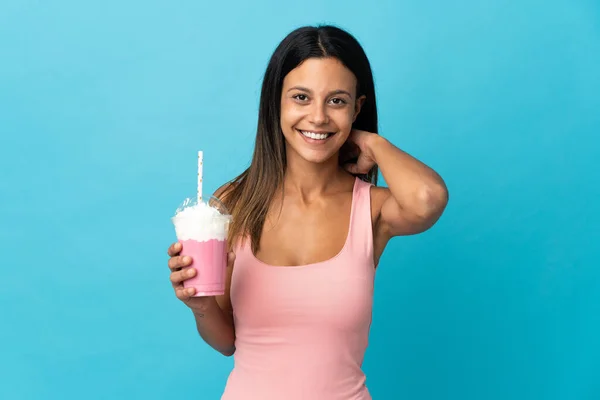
370, 184, 391, 198
351, 174, 390, 203
369, 184, 392, 216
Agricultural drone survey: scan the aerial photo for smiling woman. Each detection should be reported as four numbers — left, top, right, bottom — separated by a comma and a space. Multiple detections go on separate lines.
166, 25, 448, 399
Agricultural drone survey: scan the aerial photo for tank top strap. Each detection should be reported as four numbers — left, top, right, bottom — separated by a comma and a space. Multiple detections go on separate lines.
346, 177, 374, 263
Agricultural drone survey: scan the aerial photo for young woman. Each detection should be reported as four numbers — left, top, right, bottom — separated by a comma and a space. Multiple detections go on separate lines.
167, 25, 448, 399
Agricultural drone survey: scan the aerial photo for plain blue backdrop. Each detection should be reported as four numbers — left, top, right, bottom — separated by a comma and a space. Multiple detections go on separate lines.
1, 1, 599, 399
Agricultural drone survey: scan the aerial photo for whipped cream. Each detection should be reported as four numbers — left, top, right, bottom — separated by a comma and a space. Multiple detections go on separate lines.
172, 201, 231, 242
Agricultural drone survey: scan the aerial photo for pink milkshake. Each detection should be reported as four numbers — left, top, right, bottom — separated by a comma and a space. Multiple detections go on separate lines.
172, 196, 231, 297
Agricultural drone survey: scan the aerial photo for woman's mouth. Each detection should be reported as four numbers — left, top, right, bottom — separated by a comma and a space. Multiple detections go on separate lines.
297, 129, 335, 142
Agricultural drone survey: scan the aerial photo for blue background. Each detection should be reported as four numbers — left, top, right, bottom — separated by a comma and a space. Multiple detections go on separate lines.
1, 1, 599, 399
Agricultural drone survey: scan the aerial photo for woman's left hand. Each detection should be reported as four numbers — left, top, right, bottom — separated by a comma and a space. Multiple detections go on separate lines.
341, 129, 380, 174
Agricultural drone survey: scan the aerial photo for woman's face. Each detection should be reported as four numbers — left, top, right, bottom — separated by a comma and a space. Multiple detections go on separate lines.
280, 57, 365, 165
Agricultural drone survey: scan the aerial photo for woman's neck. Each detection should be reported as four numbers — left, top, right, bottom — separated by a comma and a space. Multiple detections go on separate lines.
283, 152, 348, 198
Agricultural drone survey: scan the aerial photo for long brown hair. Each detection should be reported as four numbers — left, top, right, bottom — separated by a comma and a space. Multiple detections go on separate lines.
220, 25, 379, 253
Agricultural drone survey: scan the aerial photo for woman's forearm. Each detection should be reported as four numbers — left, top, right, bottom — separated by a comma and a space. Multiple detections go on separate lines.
191, 298, 236, 357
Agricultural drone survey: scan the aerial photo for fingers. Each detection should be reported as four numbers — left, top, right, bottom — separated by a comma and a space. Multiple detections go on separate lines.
344, 158, 373, 175
170, 267, 197, 286
167, 242, 182, 257
168, 255, 192, 271
344, 163, 361, 174
175, 286, 196, 300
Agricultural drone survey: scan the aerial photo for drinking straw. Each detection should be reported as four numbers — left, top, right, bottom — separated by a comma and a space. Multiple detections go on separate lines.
197, 150, 203, 203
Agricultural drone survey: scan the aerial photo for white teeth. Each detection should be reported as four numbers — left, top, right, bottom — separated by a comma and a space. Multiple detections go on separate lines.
300, 130, 330, 140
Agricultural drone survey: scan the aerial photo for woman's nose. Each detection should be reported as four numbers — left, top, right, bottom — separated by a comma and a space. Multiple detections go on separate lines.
309, 102, 329, 125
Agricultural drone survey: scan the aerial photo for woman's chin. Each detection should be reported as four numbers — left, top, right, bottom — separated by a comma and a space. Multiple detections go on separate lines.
294, 149, 340, 165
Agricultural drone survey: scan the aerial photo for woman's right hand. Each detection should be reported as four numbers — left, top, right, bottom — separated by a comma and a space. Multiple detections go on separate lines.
167, 242, 235, 312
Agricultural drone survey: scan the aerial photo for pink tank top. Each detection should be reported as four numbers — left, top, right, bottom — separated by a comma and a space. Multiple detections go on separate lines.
221, 177, 375, 400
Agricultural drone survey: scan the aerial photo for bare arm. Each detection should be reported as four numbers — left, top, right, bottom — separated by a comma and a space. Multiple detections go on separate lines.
368, 134, 448, 237
345, 130, 448, 238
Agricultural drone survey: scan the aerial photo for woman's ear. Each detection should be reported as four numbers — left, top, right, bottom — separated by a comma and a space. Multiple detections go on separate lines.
352, 95, 367, 122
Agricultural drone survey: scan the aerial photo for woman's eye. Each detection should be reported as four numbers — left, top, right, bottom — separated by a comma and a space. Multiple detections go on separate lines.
330, 98, 346, 105
293, 94, 308, 101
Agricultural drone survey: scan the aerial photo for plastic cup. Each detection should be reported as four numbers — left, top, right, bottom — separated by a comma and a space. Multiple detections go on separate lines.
171, 196, 231, 297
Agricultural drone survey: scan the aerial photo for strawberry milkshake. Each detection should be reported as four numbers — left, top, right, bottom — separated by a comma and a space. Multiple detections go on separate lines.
172, 197, 231, 296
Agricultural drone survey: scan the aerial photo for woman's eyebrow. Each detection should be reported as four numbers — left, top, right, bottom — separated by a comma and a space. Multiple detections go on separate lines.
287, 86, 352, 97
